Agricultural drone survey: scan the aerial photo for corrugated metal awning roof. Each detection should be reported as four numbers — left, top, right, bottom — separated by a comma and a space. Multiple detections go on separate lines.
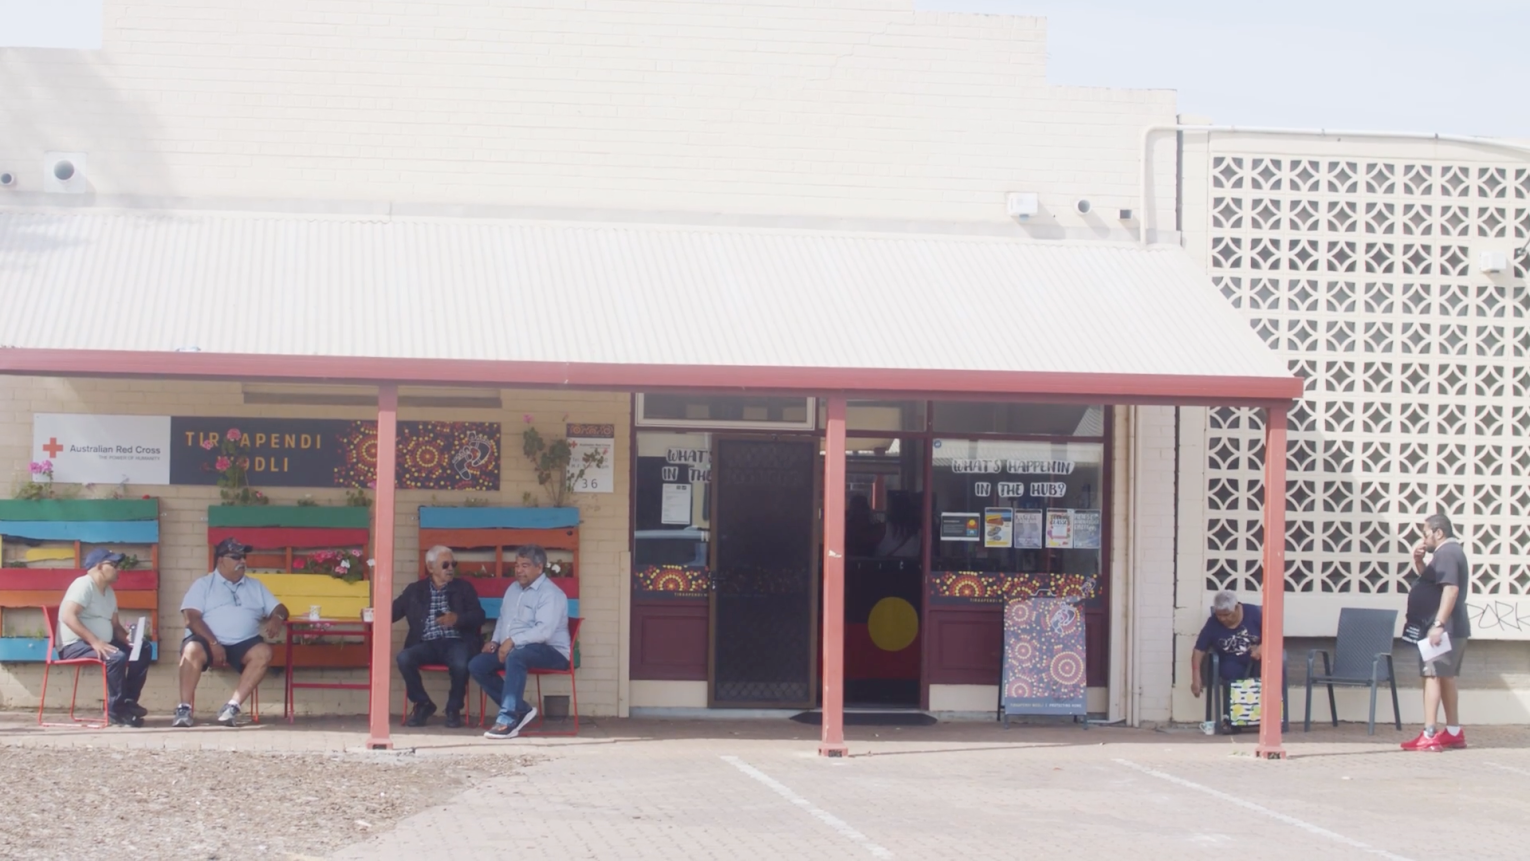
0, 210, 1300, 403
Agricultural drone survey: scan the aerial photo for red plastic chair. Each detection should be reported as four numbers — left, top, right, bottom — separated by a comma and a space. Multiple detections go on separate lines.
478, 618, 582, 735
37, 606, 110, 729
398, 663, 474, 726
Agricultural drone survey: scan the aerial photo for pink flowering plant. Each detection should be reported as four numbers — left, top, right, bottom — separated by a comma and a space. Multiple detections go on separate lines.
15, 460, 56, 500
206, 427, 269, 506
301, 548, 370, 584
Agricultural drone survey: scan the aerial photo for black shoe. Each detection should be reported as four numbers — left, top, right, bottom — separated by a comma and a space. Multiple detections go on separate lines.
119, 700, 148, 719
444, 710, 463, 729
405, 701, 437, 727
483, 722, 517, 739
108, 712, 145, 728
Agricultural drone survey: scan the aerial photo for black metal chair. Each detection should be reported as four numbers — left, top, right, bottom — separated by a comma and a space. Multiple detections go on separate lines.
1201, 650, 1288, 733
1302, 607, 1401, 735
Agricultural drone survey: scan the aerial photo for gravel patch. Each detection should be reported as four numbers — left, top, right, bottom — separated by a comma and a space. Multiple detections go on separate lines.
0, 746, 532, 860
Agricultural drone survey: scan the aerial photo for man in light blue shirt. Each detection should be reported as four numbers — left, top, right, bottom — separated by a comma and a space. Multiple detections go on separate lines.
174, 537, 289, 728
469, 544, 570, 739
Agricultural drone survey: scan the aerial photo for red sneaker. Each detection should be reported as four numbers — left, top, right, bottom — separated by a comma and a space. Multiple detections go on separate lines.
1439, 729, 1467, 749
1400, 731, 1444, 752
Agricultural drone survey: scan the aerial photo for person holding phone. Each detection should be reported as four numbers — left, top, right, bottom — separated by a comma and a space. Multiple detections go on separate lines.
1401, 513, 1472, 752
393, 544, 486, 728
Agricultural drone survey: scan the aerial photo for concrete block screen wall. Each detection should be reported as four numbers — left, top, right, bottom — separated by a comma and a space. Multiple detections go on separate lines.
0, 378, 630, 718
1176, 135, 1530, 724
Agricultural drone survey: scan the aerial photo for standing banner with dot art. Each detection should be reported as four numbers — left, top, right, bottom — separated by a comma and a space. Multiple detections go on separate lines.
1001, 596, 1087, 721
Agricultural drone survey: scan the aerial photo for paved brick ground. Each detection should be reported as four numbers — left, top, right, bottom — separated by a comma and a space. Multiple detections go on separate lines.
5, 713, 1528, 860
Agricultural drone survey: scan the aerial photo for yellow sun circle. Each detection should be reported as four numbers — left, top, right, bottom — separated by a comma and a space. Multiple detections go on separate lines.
867, 597, 919, 652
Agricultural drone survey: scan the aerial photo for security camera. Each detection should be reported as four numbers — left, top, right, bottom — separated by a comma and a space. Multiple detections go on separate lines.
0, 172, 14, 187
1075, 199, 1092, 215
42, 152, 88, 194
53, 160, 76, 181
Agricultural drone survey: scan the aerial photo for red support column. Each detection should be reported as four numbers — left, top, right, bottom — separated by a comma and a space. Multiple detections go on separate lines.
1257, 404, 1289, 760
819, 395, 849, 757
366, 383, 399, 750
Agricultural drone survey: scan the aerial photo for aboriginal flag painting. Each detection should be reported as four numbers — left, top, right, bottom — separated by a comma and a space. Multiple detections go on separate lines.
1001, 596, 1087, 717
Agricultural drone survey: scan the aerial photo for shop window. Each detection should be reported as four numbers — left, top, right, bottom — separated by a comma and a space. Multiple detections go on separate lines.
930, 438, 1105, 585
636, 394, 813, 429
633, 431, 712, 568
816, 400, 927, 432
932, 402, 1104, 437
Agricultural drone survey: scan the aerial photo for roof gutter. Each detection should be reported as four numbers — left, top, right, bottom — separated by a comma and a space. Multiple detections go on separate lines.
1139, 124, 1530, 245
0, 348, 1305, 407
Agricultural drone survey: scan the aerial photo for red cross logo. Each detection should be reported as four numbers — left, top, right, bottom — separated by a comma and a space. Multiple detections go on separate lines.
42, 437, 64, 458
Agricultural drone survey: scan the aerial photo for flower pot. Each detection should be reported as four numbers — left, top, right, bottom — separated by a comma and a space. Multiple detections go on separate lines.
542, 694, 570, 720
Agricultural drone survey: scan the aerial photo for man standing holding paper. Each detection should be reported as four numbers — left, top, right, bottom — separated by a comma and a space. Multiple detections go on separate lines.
57, 548, 152, 727
1401, 513, 1472, 752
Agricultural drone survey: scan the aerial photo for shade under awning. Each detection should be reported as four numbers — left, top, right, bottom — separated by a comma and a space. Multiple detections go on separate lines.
0, 209, 1300, 404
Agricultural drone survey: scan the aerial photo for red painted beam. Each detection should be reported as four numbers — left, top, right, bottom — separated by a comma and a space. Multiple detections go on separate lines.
1257, 405, 1288, 761
366, 384, 399, 750
0, 348, 1305, 406
820, 395, 848, 757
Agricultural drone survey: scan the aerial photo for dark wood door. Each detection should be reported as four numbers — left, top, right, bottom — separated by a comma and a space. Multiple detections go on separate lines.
709, 437, 818, 708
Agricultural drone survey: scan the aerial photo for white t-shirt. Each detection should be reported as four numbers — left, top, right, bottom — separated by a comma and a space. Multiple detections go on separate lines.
180, 572, 280, 645
59, 574, 117, 647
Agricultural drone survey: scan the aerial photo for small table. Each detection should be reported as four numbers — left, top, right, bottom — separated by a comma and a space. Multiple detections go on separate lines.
283, 618, 373, 723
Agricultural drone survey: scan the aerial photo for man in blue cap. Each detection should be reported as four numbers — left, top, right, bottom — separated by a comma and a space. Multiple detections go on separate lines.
175, 537, 289, 727
57, 548, 152, 727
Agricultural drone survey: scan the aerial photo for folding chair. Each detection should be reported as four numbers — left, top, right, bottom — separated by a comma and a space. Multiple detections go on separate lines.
37, 606, 110, 729
1303, 607, 1401, 735
478, 618, 582, 736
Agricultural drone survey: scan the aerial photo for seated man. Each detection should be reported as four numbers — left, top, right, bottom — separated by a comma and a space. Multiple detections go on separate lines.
1190, 589, 1264, 708
469, 544, 570, 739
57, 548, 152, 727
174, 537, 289, 727
393, 544, 486, 728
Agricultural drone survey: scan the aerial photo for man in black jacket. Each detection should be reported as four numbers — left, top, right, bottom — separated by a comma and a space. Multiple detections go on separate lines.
393, 545, 486, 727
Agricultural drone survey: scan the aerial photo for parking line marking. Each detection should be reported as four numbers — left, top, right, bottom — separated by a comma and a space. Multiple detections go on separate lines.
1114, 759, 1413, 861
721, 755, 892, 858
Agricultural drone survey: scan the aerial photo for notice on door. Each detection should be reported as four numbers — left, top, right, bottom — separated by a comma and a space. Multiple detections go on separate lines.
661, 482, 693, 525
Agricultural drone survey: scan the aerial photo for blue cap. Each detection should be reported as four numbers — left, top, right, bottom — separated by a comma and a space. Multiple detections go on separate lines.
83, 548, 125, 570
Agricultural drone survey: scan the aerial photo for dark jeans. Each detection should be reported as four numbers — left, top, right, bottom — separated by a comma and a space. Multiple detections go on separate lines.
58, 638, 151, 717
469, 643, 569, 725
396, 637, 476, 713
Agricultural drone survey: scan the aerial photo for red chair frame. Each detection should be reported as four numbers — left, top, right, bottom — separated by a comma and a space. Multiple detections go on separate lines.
37, 606, 109, 729
478, 618, 582, 736
398, 663, 475, 726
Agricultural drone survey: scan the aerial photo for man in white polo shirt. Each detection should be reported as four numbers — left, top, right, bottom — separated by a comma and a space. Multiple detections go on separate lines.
57, 548, 152, 727
174, 537, 289, 727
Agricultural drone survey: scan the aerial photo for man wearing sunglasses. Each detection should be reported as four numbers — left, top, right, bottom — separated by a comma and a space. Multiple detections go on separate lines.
392, 545, 486, 727
175, 537, 288, 727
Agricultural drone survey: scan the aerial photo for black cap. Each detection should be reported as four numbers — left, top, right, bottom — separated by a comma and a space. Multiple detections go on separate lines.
214, 537, 254, 559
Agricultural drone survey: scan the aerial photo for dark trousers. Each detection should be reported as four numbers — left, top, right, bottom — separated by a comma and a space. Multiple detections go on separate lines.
469, 643, 569, 725
396, 637, 476, 713
58, 638, 150, 717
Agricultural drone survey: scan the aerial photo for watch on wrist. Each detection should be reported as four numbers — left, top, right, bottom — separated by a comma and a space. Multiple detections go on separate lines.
1431, 621, 1445, 629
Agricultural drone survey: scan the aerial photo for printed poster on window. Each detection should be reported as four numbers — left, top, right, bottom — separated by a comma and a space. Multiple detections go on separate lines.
983, 507, 1013, 548
566, 423, 615, 494
661, 483, 693, 525
1071, 510, 1102, 549
1013, 509, 1044, 549
1045, 509, 1073, 548
940, 512, 981, 542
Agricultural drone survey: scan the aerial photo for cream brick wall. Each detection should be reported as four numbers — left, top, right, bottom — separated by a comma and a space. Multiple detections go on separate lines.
0, 1, 1177, 229
0, 377, 630, 718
